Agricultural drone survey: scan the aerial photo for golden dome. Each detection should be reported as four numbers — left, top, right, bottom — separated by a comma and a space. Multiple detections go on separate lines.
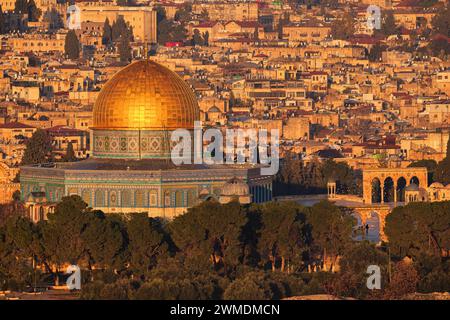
93, 60, 200, 130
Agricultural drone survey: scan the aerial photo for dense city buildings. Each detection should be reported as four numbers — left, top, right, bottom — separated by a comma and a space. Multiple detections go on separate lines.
0, 0, 449, 302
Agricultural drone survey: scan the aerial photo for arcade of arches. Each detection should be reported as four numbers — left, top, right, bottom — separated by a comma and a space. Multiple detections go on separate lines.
348, 167, 429, 242
362, 167, 428, 204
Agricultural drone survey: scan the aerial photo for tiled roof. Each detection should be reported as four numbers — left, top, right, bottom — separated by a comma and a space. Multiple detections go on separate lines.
0, 122, 35, 129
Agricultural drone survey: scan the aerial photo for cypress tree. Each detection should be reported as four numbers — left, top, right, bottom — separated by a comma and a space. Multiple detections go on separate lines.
63, 141, 77, 162
14, 0, 28, 14
118, 35, 131, 63
27, 0, 41, 22
102, 18, 112, 45
0, 5, 5, 34
64, 29, 80, 60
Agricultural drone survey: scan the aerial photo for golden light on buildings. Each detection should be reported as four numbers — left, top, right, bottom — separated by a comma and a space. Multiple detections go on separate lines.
92, 60, 200, 130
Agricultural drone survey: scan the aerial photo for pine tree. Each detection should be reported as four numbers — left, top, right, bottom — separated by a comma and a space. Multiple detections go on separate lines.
21, 129, 53, 165
64, 29, 80, 59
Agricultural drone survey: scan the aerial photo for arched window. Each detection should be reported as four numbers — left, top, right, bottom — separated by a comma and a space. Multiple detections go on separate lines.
39, 207, 44, 221
81, 190, 91, 206
383, 177, 394, 203
397, 177, 407, 202
121, 190, 131, 207
135, 190, 145, 207
164, 191, 171, 207
410, 176, 420, 186
110, 191, 118, 206
371, 178, 382, 203
95, 190, 104, 207
150, 190, 158, 207
175, 191, 183, 207
187, 190, 196, 207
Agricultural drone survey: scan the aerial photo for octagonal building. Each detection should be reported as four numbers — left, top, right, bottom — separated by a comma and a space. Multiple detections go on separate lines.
20, 60, 273, 221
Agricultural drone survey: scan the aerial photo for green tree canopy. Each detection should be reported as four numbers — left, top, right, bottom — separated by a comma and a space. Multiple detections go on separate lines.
331, 241, 388, 298
306, 201, 356, 270
126, 213, 169, 277
191, 29, 204, 46
0, 5, 5, 34
157, 19, 187, 44
253, 201, 309, 273
331, 12, 355, 40
111, 16, 133, 42
102, 18, 112, 46
434, 137, 450, 184
82, 212, 127, 272
385, 201, 450, 259
42, 195, 90, 273
14, 0, 28, 14
64, 29, 80, 60
380, 10, 398, 36
408, 159, 437, 183
223, 271, 304, 300
174, 3, 192, 24
431, 4, 450, 37
155, 5, 166, 24
27, 0, 41, 22
169, 201, 248, 273
118, 35, 132, 63
368, 43, 386, 62
21, 129, 53, 165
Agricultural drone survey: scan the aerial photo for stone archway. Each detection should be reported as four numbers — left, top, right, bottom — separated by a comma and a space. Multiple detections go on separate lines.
410, 176, 420, 185
366, 211, 381, 243
396, 177, 407, 203
363, 167, 428, 204
371, 178, 381, 203
383, 177, 395, 203
352, 206, 391, 242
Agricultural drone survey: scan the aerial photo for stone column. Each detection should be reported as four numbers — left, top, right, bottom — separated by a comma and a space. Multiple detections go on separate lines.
381, 185, 384, 203
394, 181, 397, 203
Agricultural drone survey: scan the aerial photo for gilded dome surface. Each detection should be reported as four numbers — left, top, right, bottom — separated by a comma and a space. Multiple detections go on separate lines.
93, 60, 199, 130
